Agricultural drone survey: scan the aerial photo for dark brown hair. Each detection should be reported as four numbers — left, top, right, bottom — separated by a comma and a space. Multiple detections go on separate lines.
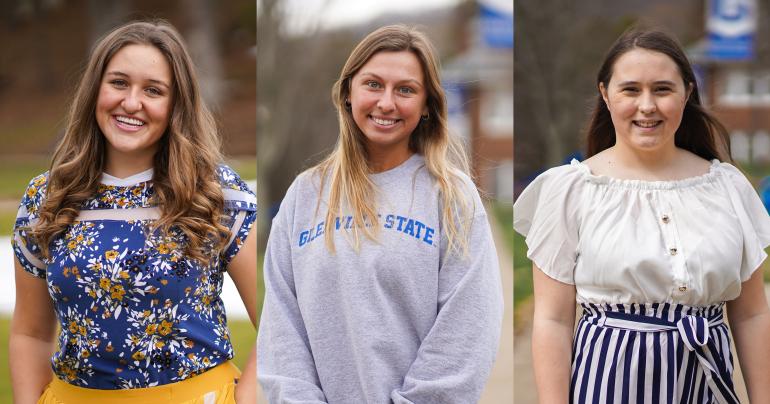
585, 28, 732, 162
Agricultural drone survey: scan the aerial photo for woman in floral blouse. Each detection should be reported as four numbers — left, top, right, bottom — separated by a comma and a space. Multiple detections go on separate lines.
9, 20, 257, 404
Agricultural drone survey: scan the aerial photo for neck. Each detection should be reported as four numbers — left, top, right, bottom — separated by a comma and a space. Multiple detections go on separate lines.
104, 151, 155, 179
366, 145, 413, 173
610, 142, 679, 172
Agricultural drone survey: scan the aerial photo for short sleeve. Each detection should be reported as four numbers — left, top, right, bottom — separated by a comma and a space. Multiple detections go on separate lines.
513, 164, 584, 284
719, 163, 770, 281
12, 173, 49, 278
217, 165, 257, 269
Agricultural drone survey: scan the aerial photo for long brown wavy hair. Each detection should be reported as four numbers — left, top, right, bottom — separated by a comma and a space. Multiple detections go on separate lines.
32, 20, 229, 264
585, 28, 732, 162
315, 24, 474, 255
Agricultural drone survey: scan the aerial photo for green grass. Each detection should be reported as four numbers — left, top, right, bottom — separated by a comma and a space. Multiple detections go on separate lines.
0, 156, 50, 200
0, 316, 10, 401
490, 202, 514, 257
226, 157, 257, 182
0, 316, 254, 401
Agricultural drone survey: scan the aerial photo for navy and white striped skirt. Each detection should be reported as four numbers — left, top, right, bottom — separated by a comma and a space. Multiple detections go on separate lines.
570, 302, 740, 404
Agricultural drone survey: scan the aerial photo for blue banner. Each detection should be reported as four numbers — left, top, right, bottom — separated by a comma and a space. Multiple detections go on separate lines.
479, 1, 513, 49
706, 0, 757, 61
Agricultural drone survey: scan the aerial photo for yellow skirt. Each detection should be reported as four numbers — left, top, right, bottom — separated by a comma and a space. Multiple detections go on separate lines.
37, 361, 241, 404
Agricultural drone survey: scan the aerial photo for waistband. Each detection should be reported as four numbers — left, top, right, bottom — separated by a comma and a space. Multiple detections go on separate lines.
579, 302, 739, 404
45, 361, 240, 404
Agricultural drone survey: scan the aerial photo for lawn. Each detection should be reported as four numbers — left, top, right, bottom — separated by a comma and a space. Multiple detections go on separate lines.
0, 316, 254, 401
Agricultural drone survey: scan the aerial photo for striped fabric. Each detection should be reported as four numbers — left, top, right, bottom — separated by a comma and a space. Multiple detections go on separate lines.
571, 303, 739, 404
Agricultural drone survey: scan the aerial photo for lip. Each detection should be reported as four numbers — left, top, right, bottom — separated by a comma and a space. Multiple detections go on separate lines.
632, 120, 662, 132
369, 115, 401, 130
112, 115, 146, 133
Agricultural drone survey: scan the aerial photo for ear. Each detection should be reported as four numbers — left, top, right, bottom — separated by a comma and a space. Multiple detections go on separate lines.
599, 82, 610, 108
422, 105, 429, 116
686, 82, 694, 102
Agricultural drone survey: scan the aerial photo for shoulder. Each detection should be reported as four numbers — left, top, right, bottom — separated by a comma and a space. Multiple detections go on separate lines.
524, 161, 586, 195
216, 164, 256, 211
19, 171, 50, 218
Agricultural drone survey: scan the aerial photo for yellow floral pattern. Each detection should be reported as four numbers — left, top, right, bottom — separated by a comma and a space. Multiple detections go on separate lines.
11, 166, 256, 389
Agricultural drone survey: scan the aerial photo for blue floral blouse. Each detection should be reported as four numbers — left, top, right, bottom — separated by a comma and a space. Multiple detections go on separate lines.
11, 165, 256, 389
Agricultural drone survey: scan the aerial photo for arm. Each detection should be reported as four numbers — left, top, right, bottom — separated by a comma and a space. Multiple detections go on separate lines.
10, 258, 57, 404
227, 226, 257, 404
257, 212, 327, 403
531, 263, 576, 404
391, 214, 504, 404
727, 267, 770, 403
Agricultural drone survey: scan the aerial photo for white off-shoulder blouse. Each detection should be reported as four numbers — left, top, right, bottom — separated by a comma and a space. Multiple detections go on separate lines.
514, 159, 770, 306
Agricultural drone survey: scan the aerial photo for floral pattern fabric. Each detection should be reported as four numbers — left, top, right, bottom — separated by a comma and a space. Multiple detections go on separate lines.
12, 165, 256, 389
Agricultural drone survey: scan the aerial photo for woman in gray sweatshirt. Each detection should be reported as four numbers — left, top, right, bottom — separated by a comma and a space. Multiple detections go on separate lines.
257, 24, 504, 404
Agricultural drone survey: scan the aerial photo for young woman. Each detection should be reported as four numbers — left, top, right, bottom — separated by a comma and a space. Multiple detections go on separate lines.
257, 25, 504, 403
10, 20, 257, 404
514, 29, 770, 403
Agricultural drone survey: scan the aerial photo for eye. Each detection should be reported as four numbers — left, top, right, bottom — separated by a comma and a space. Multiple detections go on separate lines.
145, 87, 163, 96
365, 80, 381, 89
109, 79, 128, 88
621, 87, 639, 93
654, 86, 673, 93
397, 86, 415, 95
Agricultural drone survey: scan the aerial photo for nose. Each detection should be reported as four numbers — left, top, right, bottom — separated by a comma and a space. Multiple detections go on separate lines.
121, 89, 142, 113
638, 91, 657, 114
376, 89, 395, 113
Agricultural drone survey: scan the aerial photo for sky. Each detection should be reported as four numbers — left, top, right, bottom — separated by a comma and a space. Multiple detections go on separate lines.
278, 0, 512, 35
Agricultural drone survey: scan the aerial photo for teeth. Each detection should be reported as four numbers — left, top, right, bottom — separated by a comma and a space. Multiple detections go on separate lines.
116, 116, 145, 126
635, 121, 659, 128
373, 117, 396, 126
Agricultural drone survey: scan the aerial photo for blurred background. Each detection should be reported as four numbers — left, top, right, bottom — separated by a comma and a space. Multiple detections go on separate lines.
256, 0, 512, 401
513, 0, 770, 402
0, 1, 256, 400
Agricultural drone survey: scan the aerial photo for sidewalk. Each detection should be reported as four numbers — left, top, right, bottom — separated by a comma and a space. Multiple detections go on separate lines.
257, 211, 515, 403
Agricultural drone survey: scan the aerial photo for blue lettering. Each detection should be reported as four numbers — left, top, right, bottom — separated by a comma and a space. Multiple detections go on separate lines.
384, 214, 395, 229
335, 217, 343, 230
299, 230, 309, 247
345, 216, 353, 229
315, 221, 325, 238
396, 215, 407, 231
414, 221, 425, 238
423, 227, 434, 245
404, 219, 415, 236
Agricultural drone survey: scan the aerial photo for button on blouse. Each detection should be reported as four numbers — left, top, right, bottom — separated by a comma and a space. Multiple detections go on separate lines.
513, 159, 770, 306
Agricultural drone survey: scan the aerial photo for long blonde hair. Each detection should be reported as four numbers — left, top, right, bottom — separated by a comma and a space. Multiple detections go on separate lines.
32, 20, 229, 264
315, 24, 474, 254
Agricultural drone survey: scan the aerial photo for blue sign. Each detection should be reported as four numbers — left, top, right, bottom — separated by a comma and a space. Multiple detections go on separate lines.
706, 0, 757, 61
479, 1, 513, 49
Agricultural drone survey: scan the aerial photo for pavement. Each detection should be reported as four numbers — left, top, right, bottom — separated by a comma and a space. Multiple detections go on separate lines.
257, 210, 515, 403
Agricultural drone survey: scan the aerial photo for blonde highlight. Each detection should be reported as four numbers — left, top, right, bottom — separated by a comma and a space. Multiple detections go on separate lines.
315, 24, 474, 255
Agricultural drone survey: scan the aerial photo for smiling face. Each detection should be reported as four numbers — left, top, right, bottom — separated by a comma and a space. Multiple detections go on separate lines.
96, 44, 173, 172
349, 50, 428, 166
600, 48, 691, 153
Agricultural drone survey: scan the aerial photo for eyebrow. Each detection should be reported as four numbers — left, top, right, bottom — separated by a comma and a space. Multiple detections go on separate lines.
616, 80, 677, 87
105, 71, 171, 89
358, 72, 423, 88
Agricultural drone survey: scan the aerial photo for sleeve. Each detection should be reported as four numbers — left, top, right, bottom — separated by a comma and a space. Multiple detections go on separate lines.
11, 173, 49, 279
720, 163, 770, 281
257, 180, 328, 404
218, 166, 257, 269
391, 185, 504, 404
513, 165, 583, 284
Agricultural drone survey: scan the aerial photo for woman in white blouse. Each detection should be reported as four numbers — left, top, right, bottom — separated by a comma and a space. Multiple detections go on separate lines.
514, 29, 770, 403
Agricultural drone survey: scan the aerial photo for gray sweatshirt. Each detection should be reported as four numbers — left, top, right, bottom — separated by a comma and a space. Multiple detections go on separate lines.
257, 154, 504, 404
